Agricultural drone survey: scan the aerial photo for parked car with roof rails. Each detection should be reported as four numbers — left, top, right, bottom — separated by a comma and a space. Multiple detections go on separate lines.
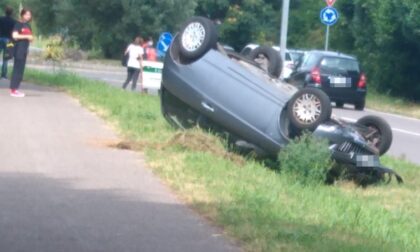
288, 50, 367, 110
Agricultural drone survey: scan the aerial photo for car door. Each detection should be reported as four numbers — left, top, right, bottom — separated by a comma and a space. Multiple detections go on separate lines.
180, 50, 292, 151
289, 53, 320, 88
288, 69, 307, 88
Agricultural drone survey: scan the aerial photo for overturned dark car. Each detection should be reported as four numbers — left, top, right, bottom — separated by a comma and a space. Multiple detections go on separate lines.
160, 17, 402, 184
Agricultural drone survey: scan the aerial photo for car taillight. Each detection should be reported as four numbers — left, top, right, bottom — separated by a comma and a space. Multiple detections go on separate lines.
358, 73, 366, 88
311, 67, 321, 84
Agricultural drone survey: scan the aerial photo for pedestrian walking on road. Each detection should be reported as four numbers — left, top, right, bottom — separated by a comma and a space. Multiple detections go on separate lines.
10, 8, 33, 98
122, 36, 144, 91
0, 6, 16, 80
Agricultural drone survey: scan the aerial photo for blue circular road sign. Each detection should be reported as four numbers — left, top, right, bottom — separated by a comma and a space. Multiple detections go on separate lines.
159, 32, 172, 43
157, 32, 173, 57
320, 7, 339, 26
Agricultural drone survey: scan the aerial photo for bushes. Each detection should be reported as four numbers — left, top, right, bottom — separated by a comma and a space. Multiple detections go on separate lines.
43, 35, 64, 62
279, 133, 333, 185
42, 35, 87, 62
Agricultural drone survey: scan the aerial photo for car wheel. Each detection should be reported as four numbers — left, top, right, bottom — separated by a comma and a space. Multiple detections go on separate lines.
287, 88, 332, 131
355, 100, 365, 110
356, 115, 392, 155
248, 46, 282, 78
335, 101, 344, 108
178, 17, 217, 62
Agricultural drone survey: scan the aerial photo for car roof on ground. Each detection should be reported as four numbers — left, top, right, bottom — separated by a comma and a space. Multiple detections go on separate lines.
306, 50, 357, 60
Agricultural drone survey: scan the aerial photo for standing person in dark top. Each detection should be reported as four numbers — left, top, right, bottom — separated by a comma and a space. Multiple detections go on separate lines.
10, 8, 33, 98
0, 6, 16, 80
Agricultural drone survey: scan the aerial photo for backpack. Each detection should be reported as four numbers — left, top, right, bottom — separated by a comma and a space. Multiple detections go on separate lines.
4, 41, 15, 60
121, 53, 129, 67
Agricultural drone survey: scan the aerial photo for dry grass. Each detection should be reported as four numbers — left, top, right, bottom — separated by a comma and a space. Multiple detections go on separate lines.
367, 91, 420, 119
162, 131, 246, 165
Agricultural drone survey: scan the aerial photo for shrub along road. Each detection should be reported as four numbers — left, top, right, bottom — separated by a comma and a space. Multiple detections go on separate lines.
0, 81, 238, 252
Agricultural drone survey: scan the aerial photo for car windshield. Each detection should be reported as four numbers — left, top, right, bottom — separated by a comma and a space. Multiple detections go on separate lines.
300, 53, 320, 69
289, 52, 304, 62
241, 47, 252, 56
320, 57, 360, 73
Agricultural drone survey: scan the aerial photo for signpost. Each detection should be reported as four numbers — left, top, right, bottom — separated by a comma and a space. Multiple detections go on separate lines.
320, 1, 339, 51
156, 32, 173, 58
326, 0, 336, 6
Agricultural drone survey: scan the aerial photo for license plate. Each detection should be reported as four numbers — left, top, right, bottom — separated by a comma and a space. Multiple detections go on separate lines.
356, 155, 381, 167
330, 77, 351, 88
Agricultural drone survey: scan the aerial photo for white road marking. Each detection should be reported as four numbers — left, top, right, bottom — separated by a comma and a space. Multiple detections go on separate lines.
340, 117, 357, 123
365, 108, 420, 123
392, 128, 420, 137
340, 117, 420, 137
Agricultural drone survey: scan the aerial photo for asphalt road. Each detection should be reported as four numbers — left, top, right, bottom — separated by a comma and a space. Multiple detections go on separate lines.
26, 63, 420, 165
28, 63, 160, 95
0, 81, 238, 252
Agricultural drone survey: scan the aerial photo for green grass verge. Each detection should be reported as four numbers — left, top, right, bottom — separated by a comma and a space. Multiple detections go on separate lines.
25, 69, 420, 251
367, 91, 420, 119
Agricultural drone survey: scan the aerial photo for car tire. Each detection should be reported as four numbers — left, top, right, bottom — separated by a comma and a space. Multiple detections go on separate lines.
355, 100, 365, 110
248, 46, 282, 78
335, 101, 344, 108
287, 88, 332, 131
178, 17, 218, 62
356, 115, 392, 155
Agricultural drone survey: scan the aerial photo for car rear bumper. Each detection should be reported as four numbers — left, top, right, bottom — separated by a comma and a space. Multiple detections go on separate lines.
328, 89, 366, 103
307, 84, 366, 103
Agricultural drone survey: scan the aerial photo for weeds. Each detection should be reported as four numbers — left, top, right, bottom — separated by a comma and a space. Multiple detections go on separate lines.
279, 133, 332, 185
367, 91, 420, 119
162, 130, 245, 165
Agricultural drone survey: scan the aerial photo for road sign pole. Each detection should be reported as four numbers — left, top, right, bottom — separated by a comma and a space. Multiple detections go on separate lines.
325, 25, 330, 51
320, 6, 339, 51
280, 0, 290, 61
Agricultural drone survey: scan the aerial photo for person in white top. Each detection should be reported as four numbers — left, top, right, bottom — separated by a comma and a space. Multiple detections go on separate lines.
122, 36, 144, 90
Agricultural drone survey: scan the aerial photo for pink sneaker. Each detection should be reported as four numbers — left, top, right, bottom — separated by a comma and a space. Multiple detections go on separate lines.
10, 89, 25, 98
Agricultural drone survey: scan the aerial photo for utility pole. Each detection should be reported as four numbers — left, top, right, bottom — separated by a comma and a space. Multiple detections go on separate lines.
280, 0, 290, 61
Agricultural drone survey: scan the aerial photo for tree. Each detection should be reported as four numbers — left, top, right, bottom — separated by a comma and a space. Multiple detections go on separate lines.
17, 0, 420, 100
287, 0, 324, 49
196, 0, 280, 51
344, 0, 420, 100
26, 0, 197, 57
